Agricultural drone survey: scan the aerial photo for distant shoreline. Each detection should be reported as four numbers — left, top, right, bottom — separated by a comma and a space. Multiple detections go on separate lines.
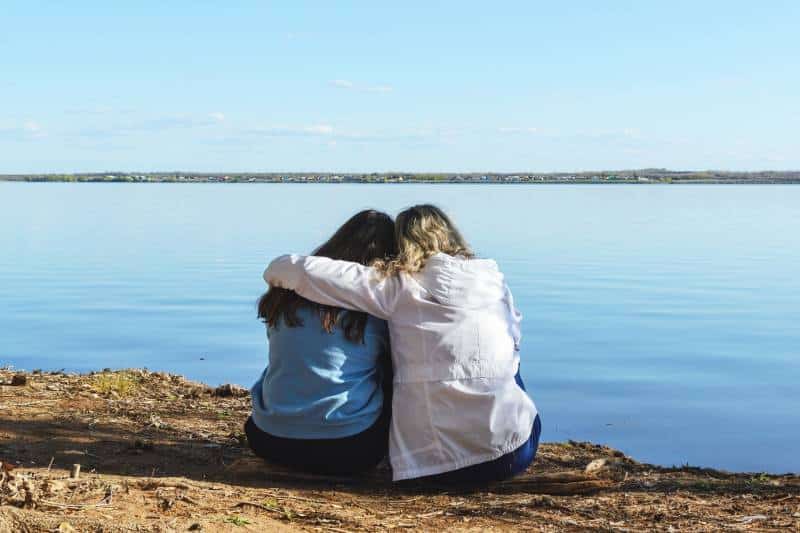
2, 170, 800, 185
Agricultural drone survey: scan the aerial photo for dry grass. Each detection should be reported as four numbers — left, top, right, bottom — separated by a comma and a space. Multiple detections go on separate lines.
90, 371, 141, 397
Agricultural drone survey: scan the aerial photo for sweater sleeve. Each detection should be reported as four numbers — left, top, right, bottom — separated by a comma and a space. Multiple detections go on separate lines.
263, 254, 400, 320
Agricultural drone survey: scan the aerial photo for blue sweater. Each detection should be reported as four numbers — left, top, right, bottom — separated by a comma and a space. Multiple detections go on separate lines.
250, 306, 390, 439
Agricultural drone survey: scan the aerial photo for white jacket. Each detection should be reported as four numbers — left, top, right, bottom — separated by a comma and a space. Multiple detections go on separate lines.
263, 252, 538, 480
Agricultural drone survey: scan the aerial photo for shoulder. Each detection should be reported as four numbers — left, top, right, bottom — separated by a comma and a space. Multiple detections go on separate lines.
364, 315, 389, 334
363, 315, 390, 346
425, 252, 499, 272
267, 305, 318, 333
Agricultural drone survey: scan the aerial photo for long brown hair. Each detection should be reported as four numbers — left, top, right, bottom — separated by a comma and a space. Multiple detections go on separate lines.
258, 209, 396, 342
375, 204, 473, 277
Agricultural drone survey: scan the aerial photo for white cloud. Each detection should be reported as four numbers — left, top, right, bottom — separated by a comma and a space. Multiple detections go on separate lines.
73, 114, 226, 139
498, 127, 539, 134
0, 120, 46, 140
330, 80, 393, 93
330, 79, 355, 89
305, 124, 333, 135
220, 123, 458, 146
242, 124, 335, 138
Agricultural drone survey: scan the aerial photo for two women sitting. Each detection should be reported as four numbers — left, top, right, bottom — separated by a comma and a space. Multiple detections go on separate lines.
247, 205, 540, 484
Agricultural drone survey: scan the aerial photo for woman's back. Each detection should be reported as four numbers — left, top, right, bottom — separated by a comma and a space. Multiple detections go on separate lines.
390, 253, 519, 382
251, 306, 389, 440
381, 253, 536, 480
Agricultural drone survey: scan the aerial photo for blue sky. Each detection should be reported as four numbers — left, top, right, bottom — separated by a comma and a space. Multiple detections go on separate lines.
1, 1, 798, 173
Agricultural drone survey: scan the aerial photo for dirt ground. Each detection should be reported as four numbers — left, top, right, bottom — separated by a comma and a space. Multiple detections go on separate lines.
1, 368, 798, 532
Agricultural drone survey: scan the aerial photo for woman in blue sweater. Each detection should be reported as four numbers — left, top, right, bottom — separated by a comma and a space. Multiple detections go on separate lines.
246, 209, 396, 475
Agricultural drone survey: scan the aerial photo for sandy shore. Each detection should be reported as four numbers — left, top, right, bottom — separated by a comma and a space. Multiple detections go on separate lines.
1, 368, 798, 532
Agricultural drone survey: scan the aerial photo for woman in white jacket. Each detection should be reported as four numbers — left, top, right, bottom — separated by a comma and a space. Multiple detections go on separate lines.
264, 204, 540, 483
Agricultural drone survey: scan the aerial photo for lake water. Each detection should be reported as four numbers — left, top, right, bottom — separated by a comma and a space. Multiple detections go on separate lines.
1, 182, 799, 473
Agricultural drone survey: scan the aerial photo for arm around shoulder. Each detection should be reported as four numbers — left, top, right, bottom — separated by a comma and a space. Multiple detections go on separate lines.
263, 254, 401, 319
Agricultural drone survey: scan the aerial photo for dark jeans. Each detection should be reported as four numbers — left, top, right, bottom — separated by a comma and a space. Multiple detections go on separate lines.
415, 371, 541, 485
245, 409, 390, 475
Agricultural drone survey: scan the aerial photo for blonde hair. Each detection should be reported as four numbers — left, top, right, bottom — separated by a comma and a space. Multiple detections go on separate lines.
375, 204, 473, 276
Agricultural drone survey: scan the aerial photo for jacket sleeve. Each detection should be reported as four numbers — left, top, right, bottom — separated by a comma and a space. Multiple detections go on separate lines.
503, 283, 523, 352
263, 254, 400, 320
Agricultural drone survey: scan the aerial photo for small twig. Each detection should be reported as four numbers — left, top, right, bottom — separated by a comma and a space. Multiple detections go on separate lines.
386, 496, 426, 504
137, 479, 226, 491
2, 400, 60, 407
265, 490, 338, 506
46, 457, 55, 472
179, 494, 200, 506
39, 499, 112, 510
496, 480, 614, 495
235, 501, 279, 513
498, 471, 598, 484
492, 515, 524, 525
346, 498, 376, 514
138, 480, 192, 490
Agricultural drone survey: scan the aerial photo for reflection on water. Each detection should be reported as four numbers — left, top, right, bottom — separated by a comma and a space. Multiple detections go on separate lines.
1, 183, 799, 473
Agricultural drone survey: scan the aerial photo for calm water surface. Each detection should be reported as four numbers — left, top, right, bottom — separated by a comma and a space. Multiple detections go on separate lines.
1, 183, 798, 473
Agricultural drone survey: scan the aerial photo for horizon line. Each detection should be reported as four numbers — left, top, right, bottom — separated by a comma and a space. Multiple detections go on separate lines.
3, 168, 800, 176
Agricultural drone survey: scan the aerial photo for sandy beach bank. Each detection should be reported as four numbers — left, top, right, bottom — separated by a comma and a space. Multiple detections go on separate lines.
1, 368, 797, 532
